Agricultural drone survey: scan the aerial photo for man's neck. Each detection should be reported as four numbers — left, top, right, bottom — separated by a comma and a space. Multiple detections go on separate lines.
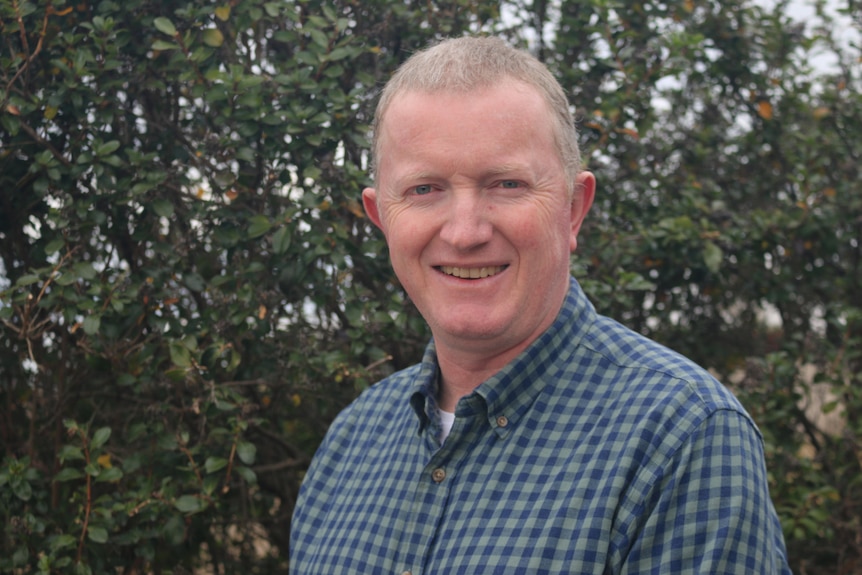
432, 278, 571, 412
434, 340, 529, 412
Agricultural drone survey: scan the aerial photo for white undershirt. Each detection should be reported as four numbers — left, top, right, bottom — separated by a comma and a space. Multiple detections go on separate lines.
439, 409, 456, 443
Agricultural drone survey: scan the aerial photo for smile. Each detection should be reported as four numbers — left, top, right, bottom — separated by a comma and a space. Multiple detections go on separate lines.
438, 265, 507, 279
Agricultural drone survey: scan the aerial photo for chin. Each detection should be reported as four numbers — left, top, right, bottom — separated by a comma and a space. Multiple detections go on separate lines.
432, 316, 512, 343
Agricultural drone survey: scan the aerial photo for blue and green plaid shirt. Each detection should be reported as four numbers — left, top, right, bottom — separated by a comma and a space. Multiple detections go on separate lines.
290, 278, 791, 574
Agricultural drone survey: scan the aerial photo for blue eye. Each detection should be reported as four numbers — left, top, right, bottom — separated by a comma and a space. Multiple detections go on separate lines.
413, 184, 433, 195
500, 180, 521, 189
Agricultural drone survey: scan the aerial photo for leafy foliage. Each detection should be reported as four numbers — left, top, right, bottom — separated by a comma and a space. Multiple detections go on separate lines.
1, 0, 859, 573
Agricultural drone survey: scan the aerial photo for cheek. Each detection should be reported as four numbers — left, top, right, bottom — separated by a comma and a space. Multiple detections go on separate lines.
378, 204, 407, 242
515, 203, 571, 250
381, 212, 430, 260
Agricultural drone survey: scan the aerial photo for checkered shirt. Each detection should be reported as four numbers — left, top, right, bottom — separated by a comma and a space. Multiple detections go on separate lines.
290, 278, 791, 574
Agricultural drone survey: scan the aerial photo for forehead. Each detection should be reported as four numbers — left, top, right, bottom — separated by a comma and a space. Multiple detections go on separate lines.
382, 79, 549, 121
377, 83, 555, 154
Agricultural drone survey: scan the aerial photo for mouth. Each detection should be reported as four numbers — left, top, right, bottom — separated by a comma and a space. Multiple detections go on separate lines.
437, 265, 508, 279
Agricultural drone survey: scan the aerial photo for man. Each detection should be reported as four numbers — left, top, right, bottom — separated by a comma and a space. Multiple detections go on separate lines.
290, 36, 791, 574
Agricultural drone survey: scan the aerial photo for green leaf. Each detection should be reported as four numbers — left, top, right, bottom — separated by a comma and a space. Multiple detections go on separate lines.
184, 272, 205, 292
213, 170, 236, 187
50, 534, 77, 551
90, 427, 111, 450
14, 274, 41, 287
237, 75, 265, 90
165, 367, 189, 381
175, 494, 207, 514
153, 17, 177, 37
236, 441, 256, 465
271, 226, 291, 255
203, 474, 220, 495
703, 241, 723, 273
44, 238, 65, 255
308, 29, 329, 49
227, 349, 241, 372
202, 28, 224, 47
82, 315, 101, 336
87, 526, 108, 543
235, 465, 257, 484
321, 4, 337, 21
169, 343, 192, 369
327, 47, 352, 62
12, 479, 32, 501
2, 113, 21, 136
247, 215, 272, 238
55, 468, 85, 482
152, 39, 178, 51
204, 456, 228, 473
11, 546, 28, 567
236, 146, 255, 162
152, 199, 174, 218
95, 466, 123, 482
72, 261, 97, 280
95, 140, 121, 156
59, 444, 84, 463
102, 154, 124, 167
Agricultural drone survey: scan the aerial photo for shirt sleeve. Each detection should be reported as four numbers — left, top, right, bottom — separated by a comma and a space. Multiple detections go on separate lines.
614, 408, 791, 574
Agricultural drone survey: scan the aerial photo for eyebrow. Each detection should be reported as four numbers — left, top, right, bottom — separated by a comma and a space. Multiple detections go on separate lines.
484, 164, 528, 177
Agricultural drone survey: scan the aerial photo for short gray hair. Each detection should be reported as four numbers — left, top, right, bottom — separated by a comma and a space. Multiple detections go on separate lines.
371, 36, 581, 190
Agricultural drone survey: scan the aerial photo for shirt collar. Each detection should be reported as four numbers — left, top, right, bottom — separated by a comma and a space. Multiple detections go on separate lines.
410, 277, 596, 438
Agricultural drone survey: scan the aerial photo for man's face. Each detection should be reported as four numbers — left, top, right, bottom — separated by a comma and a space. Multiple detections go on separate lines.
363, 81, 594, 359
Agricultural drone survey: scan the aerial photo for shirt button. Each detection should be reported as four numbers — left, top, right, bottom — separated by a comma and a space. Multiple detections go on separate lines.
496, 415, 509, 428
431, 468, 446, 483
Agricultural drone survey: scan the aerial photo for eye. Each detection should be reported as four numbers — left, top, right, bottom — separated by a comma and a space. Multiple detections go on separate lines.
413, 184, 434, 195
499, 180, 523, 189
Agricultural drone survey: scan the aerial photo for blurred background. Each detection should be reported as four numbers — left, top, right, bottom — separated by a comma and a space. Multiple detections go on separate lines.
1, 0, 860, 572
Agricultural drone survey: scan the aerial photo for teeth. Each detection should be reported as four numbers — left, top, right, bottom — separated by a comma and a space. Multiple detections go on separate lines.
440, 265, 505, 279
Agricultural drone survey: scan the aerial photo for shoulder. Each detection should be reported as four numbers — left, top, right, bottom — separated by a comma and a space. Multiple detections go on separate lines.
340, 362, 423, 416
294, 363, 425, 509
582, 313, 747, 411
312, 362, 424, 451
555, 312, 762, 461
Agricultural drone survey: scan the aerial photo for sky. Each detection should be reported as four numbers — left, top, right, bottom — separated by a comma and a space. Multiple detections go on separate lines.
771, 0, 861, 70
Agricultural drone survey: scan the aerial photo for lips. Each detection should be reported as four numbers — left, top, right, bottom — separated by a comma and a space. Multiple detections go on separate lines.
438, 265, 507, 279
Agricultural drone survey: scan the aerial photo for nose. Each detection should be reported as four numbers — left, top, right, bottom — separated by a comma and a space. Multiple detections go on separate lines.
438, 191, 493, 250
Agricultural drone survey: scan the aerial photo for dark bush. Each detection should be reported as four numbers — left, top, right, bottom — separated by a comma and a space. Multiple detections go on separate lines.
2, 0, 859, 572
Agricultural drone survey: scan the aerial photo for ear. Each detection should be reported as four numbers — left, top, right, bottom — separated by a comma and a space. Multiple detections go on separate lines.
570, 171, 596, 252
362, 187, 385, 232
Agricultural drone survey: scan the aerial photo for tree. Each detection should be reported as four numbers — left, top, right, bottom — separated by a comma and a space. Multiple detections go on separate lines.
1, 0, 859, 572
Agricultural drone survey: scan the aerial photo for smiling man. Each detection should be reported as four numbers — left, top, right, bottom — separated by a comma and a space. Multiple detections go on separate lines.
290, 36, 791, 574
